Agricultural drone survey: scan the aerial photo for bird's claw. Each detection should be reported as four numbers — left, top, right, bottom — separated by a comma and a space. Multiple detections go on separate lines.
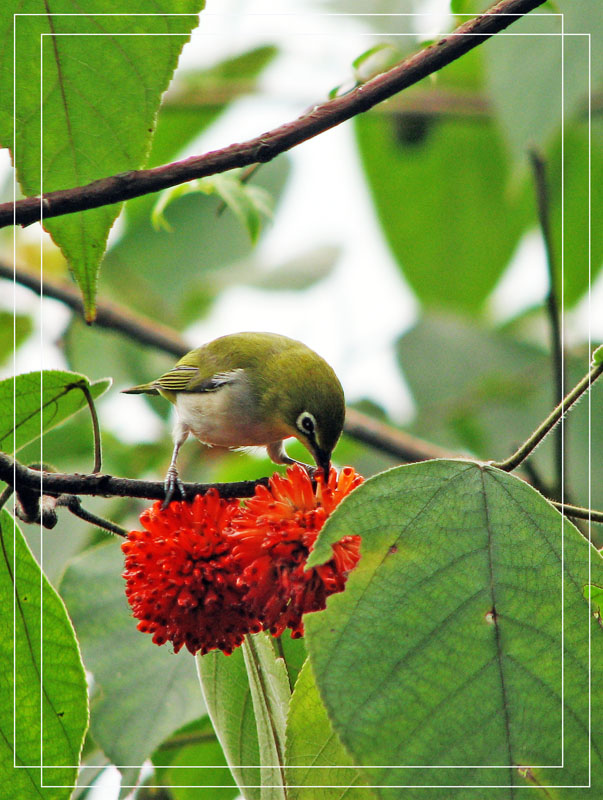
162, 469, 186, 509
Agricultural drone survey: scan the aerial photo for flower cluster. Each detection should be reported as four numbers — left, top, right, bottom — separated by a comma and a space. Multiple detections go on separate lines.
122, 465, 362, 656
230, 465, 363, 638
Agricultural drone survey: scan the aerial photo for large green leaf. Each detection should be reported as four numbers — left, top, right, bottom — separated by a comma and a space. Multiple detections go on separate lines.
0, 510, 88, 798
1, 2, 202, 319
197, 643, 263, 800
306, 461, 602, 797
354, 110, 530, 314
152, 716, 238, 800
285, 659, 373, 799
60, 541, 203, 767
0, 370, 111, 455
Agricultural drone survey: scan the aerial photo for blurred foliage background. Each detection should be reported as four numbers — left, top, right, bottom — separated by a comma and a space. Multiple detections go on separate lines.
1, 0, 601, 796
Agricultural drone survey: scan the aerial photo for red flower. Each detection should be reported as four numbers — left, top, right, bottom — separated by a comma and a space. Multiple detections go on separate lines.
122, 491, 258, 656
228, 464, 363, 638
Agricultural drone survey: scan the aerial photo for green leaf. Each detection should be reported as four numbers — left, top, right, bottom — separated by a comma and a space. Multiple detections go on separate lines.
395, 313, 603, 517
583, 584, 603, 616
152, 716, 238, 800
354, 110, 530, 314
60, 541, 203, 767
0, 370, 111, 454
100, 157, 290, 328
1, 3, 202, 320
152, 172, 273, 243
352, 43, 401, 83
485, 4, 599, 161
275, 635, 307, 692
241, 245, 339, 292
197, 646, 262, 800
545, 120, 603, 305
145, 44, 278, 175
593, 345, 603, 366
63, 316, 174, 401
306, 461, 602, 795
0, 311, 32, 366
484, 13, 564, 159
285, 659, 373, 799
0, 510, 88, 798
241, 633, 290, 799
396, 312, 551, 458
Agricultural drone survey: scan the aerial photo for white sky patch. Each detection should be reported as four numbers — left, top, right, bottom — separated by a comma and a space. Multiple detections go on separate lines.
487, 229, 548, 323
99, 392, 164, 444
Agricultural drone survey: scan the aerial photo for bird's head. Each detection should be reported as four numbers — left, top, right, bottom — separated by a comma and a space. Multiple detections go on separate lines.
280, 355, 346, 479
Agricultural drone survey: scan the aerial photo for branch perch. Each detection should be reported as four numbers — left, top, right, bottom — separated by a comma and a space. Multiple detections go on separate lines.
1, 0, 546, 229
0, 452, 268, 504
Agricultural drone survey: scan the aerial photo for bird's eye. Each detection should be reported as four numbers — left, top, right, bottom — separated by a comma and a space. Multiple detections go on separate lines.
296, 411, 317, 437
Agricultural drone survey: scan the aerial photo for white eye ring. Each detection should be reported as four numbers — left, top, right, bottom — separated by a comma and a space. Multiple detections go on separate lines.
296, 411, 317, 436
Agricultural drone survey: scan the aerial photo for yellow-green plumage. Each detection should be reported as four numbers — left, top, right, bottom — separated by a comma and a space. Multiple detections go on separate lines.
123, 332, 345, 502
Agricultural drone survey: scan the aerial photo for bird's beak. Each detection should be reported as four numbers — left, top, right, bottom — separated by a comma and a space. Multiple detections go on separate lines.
314, 448, 331, 483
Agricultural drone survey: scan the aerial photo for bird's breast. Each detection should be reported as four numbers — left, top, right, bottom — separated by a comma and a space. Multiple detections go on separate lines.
175, 385, 289, 447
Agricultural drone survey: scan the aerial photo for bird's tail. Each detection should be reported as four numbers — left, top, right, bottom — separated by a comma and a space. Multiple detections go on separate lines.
121, 382, 159, 395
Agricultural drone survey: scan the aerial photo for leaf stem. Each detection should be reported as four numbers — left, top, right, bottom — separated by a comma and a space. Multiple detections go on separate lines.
70, 382, 102, 473
492, 359, 603, 473
552, 501, 603, 526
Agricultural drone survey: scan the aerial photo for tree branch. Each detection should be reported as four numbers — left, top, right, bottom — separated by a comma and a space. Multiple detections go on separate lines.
343, 407, 457, 462
0, 261, 187, 356
1, 0, 546, 230
0, 451, 269, 504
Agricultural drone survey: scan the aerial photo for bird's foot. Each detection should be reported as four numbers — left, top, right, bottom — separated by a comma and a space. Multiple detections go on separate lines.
162, 468, 186, 509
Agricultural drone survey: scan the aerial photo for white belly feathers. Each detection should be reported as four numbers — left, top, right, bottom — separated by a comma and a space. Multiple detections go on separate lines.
175, 382, 286, 448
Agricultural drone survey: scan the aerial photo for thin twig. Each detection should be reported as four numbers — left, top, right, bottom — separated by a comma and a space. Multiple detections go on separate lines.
552, 501, 603, 526
56, 495, 128, 537
529, 149, 565, 499
492, 359, 603, 472
1, 0, 546, 230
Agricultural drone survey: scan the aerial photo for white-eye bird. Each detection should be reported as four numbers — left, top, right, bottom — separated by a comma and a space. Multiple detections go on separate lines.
122, 332, 345, 504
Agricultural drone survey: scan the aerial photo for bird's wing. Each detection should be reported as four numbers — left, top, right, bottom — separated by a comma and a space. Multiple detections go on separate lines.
157, 366, 244, 394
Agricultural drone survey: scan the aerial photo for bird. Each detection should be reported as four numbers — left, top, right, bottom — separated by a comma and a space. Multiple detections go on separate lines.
122, 332, 346, 505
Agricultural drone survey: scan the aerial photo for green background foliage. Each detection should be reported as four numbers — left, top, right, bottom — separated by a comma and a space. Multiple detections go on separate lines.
0, 1, 601, 798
